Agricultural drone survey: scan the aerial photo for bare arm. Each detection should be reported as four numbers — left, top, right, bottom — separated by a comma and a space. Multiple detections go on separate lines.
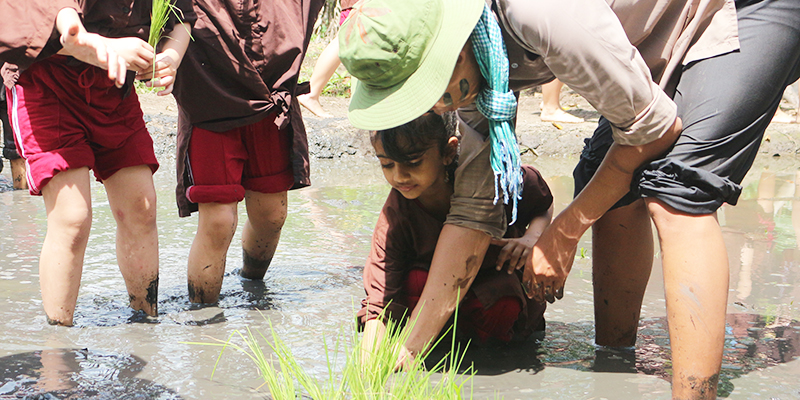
398, 224, 490, 367
524, 117, 683, 302
55, 7, 153, 88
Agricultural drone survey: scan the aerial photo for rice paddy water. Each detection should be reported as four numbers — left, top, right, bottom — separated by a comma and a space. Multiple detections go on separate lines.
0, 154, 798, 399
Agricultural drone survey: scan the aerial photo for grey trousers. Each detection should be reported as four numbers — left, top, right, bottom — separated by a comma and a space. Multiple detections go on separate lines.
574, 0, 800, 214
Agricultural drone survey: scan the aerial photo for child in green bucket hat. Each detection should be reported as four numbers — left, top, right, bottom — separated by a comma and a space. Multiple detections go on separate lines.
339, 0, 800, 398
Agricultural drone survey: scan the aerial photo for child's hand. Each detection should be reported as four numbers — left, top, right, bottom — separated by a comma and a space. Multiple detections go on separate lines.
60, 24, 128, 87
491, 236, 537, 274
56, 7, 153, 88
102, 37, 154, 72
136, 52, 180, 95
393, 345, 416, 372
136, 23, 192, 96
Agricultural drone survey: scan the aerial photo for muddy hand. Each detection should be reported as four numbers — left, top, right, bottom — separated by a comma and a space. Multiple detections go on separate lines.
522, 227, 577, 303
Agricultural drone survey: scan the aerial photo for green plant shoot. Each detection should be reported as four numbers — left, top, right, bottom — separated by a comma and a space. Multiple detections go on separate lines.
147, 0, 190, 79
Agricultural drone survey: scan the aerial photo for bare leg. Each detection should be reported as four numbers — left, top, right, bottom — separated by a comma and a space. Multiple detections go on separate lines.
796, 81, 800, 124
104, 165, 159, 315
187, 202, 238, 303
239, 191, 288, 280
540, 79, 584, 123
297, 38, 339, 118
39, 167, 92, 326
10, 158, 27, 190
647, 198, 728, 400
592, 199, 654, 346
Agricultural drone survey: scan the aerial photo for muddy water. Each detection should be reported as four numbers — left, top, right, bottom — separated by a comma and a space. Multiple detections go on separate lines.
0, 154, 798, 399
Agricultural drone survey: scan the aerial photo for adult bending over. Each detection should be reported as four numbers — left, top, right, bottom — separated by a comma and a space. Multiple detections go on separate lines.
339, 0, 799, 397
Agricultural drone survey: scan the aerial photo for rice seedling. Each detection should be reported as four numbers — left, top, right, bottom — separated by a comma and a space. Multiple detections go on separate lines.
186, 307, 477, 399
147, 0, 191, 79
148, 0, 184, 49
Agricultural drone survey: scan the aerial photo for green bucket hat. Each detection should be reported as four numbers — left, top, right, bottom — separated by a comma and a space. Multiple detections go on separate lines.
339, 0, 484, 130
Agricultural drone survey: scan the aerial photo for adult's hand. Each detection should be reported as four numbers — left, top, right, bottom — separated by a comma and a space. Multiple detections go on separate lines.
1, 64, 19, 88
394, 345, 416, 372
523, 213, 581, 303
136, 53, 178, 94
522, 117, 683, 303
135, 23, 192, 96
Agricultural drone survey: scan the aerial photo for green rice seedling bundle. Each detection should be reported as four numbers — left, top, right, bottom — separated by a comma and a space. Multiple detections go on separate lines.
187, 306, 476, 399
147, 0, 190, 79
148, 0, 183, 48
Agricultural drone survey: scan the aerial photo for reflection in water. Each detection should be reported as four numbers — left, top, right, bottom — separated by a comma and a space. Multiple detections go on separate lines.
433, 313, 800, 397
0, 176, 12, 193
0, 348, 181, 399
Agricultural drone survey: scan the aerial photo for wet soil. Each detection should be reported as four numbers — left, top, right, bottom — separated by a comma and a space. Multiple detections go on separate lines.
134, 89, 800, 166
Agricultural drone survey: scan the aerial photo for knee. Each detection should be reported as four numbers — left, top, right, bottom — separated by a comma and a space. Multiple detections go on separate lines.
116, 193, 158, 231
50, 206, 92, 244
263, 205, 287, 227
248, 199, 288, 230
199, 204, 238, 242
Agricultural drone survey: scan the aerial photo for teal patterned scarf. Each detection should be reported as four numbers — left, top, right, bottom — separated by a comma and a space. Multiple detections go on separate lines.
470, 4, 522, 224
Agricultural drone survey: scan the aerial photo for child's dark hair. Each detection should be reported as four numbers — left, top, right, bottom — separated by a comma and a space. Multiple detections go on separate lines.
371, 112, 458, 163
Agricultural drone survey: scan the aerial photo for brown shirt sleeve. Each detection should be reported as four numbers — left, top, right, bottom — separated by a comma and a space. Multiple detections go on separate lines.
0, 0, 79, 69
169, 0, 198, 29
506, 165, 553, 236
358, 193, 415, 327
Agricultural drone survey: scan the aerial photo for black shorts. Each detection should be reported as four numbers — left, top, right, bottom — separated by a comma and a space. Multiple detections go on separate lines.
574, 0, 800, 214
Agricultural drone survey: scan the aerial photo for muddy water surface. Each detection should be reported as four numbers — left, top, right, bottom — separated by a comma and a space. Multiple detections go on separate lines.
0, 155, 798, 399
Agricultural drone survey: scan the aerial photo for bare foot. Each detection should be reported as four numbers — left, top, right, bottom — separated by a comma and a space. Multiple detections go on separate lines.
540, 107, 584, 123
298, 94, 333, 118
771, 108, 795, 124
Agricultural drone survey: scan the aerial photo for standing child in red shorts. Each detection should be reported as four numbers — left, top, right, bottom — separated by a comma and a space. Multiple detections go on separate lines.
172, 0, 324, 303
0, 2, 195, 326
359, 112, 551, 358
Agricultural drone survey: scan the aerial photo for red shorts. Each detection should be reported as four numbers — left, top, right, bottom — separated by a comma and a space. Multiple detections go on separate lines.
9, 56, 157, 195
404, 269, 523, 343
186, 114, 294, 204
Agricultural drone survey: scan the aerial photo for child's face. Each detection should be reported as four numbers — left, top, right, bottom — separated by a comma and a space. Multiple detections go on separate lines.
373, 139, 451, 201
